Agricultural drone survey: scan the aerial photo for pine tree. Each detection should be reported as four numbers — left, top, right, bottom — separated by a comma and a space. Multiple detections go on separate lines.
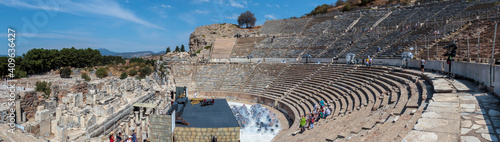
166, 47, 171, 54
175, 46, 180, 52
180, 45, 186, 52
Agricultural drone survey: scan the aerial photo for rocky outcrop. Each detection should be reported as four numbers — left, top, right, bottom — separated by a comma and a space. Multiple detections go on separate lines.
189, 23, 260, 55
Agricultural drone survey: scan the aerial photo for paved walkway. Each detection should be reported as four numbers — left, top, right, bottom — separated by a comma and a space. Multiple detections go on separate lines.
403, 71, 500, 142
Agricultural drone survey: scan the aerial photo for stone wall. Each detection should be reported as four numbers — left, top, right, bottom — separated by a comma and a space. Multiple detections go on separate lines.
173, 127, 240, 142
19, 91, 42, 121
149, 115, 172, 142
495, 66, 500, 96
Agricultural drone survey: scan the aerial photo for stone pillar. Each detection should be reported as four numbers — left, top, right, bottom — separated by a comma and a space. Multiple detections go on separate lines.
22, 112, 26, 123
139, 108, 143, 120
125, 120, 130, 136
141, 118, 146, 141
15, 101, 21, 124
134, 111, 139, 122
56, 107, 62, 122
136, 123, 141, 141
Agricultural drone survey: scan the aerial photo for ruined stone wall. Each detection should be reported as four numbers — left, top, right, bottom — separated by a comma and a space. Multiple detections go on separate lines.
189, 23, 260, 55
149, 115, 172, 142
173, 127, 240, 142
20, 91, 43, 120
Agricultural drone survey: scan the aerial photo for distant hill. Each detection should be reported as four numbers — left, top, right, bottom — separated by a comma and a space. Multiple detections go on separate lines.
97, 48, 118, 56
97, 48, 164, 58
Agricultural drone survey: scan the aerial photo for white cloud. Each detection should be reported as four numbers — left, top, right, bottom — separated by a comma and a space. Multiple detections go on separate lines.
194, 10, 210, 14
265, 14, 276, 20
253, 3, 259, 6
229, 0, 245, 8
226, 13, 239, 20
285, 4, 288, 7
161, 4, 171, 8
266, 4, 271, 7
0, 0, 164, 30
275, 5, 280, 8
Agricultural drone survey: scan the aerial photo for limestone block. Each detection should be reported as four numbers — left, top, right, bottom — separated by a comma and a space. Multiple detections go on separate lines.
37, 106, 45, 111
35, 109, 51, 123
51, 119, 58, 136
56, 107, 62, 122
40, 119, 51, 137
56, 126, 67, 142
86, 115, 96, 127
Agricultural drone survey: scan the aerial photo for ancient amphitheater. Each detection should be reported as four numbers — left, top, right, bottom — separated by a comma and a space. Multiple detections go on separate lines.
173, 0, 500, 141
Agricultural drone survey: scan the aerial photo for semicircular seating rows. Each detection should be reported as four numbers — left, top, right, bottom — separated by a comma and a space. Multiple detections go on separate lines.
171, 63, 432, 141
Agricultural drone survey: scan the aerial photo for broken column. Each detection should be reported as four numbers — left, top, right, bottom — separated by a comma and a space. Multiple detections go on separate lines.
15, 101, 21, 123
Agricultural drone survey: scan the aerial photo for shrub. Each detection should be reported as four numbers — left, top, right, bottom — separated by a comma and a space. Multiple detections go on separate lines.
35, 81, 51, 98
342, 4, 352, 12
308, 4, 333, 16
59, 67, 72, 78
120, 72, 128, 79
139, 67, 152, 78
129, 69, 137, 76
335, 0, 345, 7
96, 68, 108, 79
81, 73, 91, 81
204, 46, 212, 50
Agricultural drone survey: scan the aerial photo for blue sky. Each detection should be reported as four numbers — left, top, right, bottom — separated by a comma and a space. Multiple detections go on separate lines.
1, 0, 334, 55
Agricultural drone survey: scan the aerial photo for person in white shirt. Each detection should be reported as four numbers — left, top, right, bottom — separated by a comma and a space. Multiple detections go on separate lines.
420, 58, 426, 73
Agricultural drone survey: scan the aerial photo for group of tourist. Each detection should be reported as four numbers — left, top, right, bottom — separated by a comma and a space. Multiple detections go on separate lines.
109, 132, 137, 142
299, 100, 332, 132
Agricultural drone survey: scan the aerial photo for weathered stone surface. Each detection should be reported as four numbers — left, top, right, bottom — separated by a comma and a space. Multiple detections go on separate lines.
462, 120, 472, 128
421, 111, 460, 120
471, 124, 482, 130
460, 104, 476, 109
460, 136, 480, 142
433, 79, 454, 93
403, 131, 438, 142
481, 133, 498, 141
461, 128, 472, 134
414, 118, 459, 134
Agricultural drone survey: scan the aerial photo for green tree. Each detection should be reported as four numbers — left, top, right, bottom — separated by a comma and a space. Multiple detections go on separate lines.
129, 69, 137, 76
342, 4, 352, 12
175, 46, 180, 52
35, 81, 51, 98
237, 11, 257, 28
139, 67, 152, 78
335, 0, 345, 6
81, 73, 91, 81
96, 68, 108, 79
308, 4, 332, 16
120, 72, 128, 79
166, 47, 171, 54
180, 45, 186, 52
59, 67, 72, 78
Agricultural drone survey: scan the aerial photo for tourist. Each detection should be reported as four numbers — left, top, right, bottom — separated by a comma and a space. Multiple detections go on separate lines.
300, 115, 307, 132
131, 132, 138, 142
319, 100, 324, 107
194, 92, 197, 98
109, 132, 115, 142
308, 113, 315, 129
313, 103, 318, 112
325, 107, 331, 119
116, 132, 123, 142
126, 136, 133, 142
377, 47, 380, 52
420, 58, 426, 73
366, 58, 370, 68
318, 107, 324, 119
368, 56, 373, 70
